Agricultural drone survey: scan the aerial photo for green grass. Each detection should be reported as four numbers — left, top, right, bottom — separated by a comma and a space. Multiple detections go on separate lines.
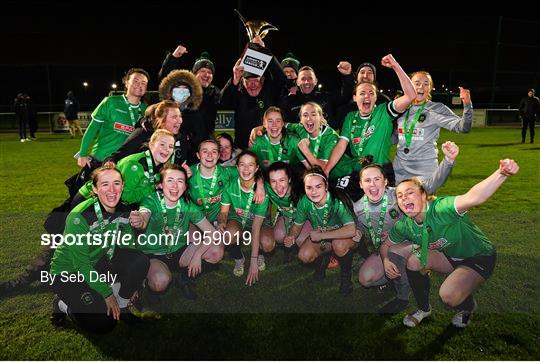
0, 129, 539, 360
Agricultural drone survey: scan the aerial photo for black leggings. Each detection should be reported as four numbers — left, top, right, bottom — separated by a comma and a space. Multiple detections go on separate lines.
52, 248, 149, 333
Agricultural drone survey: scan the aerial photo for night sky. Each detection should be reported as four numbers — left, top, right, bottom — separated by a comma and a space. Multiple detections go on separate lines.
1, 4, 538, 111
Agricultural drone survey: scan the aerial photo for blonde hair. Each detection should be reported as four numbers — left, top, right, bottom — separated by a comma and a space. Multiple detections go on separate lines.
149, 129, 175, 146
410, 71, 434, 100
299, 102, 327, 126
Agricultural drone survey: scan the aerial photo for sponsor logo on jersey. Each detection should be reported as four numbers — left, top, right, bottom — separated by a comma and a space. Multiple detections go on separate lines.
197, 195, 222, 205
429, 238, 448, 250
397, 127, 425, 137
114, 122, 135, 134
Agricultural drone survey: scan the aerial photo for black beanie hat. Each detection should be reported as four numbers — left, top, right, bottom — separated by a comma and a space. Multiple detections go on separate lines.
356, 62, 377, 80
281, 52, 300, 74
192, 52, 215, 75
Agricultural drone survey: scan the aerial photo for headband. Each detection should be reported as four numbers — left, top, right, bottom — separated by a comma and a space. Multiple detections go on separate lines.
303, 172, 327, 182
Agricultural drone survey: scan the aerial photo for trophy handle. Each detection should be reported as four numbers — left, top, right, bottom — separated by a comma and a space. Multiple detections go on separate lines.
234, 9, 278, 42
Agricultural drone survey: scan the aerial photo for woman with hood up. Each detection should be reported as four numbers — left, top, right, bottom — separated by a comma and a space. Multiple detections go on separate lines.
107, 69, 203, 167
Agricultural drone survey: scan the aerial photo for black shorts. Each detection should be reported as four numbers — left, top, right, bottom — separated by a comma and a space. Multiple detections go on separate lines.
147, 245, 188, 271
445, 252, 496, 280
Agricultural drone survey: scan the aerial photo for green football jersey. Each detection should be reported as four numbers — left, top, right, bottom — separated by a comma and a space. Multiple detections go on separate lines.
188, 164, 238, 222
294, 193, 354, 231
50, 197, 133, 298
139, 191, 205, 254
77, 150, 158, 202
287, 123, 357, 178
264, 182, 296, 228
389, 196, 495, 259
340, 102, 397, 165
116, 151, 159, 204
79, 95, 146, 161
250, 133, 304, 169
221, 179, 269, 229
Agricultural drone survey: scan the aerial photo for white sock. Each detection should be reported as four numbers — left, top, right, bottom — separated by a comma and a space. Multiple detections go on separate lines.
58, 299, 68, 314
116, 295, 130, 309
111, 282, 130, 308
112, 282, 121, 296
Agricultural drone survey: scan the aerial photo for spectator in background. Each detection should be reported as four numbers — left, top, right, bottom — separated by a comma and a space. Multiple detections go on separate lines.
24, 94, 37, 140
336, 62, 392, 125
64, 91, 83, 138
14, 93, 31, 142
518, 88, 540, 144
159, 45, 221, 163
281, 52, 300, 96
280, 62, 354, 130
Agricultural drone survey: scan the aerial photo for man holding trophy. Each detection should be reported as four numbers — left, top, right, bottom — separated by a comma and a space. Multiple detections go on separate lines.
220, 14, 286, 149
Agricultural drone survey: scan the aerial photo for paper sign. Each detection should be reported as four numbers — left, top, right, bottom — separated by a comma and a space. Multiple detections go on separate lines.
240, 45, 273, 77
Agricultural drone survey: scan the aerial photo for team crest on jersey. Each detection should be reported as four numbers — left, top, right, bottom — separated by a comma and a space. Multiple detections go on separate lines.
257, 100, 265, 109
418, 113, 427, 122
81, 292, 94, 305
364, 125, 375, 138
389, 209, 399, 219
131, 165, 138, 171
73, 217, 80, 225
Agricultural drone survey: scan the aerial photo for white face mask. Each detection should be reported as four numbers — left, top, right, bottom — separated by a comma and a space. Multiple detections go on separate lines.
172, 87, 190, 104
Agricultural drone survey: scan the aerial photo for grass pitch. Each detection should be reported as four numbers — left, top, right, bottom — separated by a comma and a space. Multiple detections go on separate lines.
0, 129, 539, 360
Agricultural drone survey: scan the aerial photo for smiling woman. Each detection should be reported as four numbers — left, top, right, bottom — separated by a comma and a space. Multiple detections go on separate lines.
389, 159, 519, 328
49, 165, 150, 333
286, 166, 356, 295
132, 164, 223, 300
250, 106, 304, 169
115, 129, 176, 204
